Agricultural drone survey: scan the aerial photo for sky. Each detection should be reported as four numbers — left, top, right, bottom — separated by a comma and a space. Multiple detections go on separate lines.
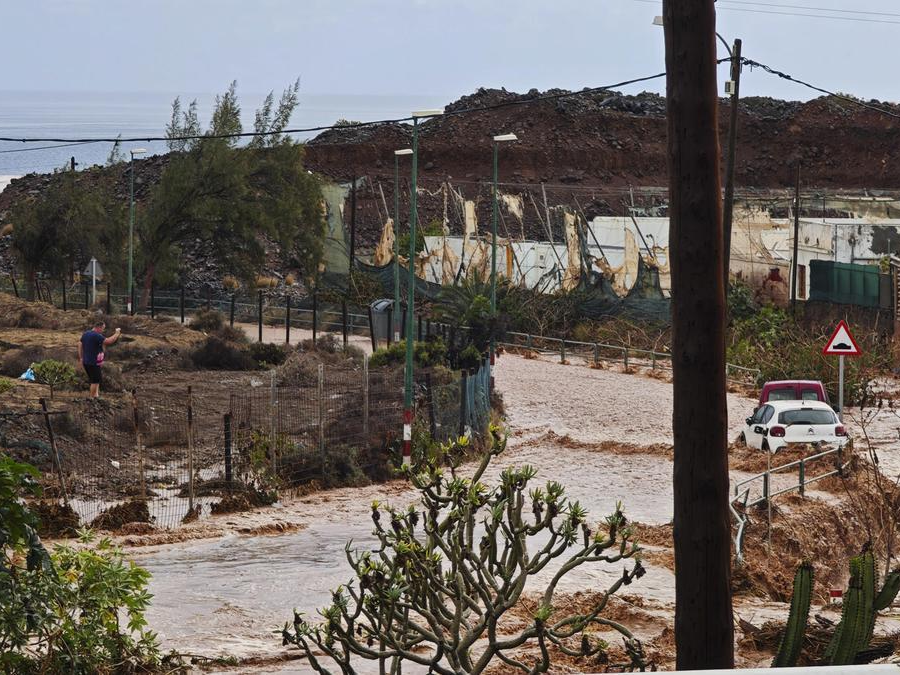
4, 0, 900, 107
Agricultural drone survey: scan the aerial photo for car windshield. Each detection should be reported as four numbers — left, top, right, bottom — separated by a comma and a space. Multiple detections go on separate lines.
778, 409, 836, 425
767, 388, 797, 401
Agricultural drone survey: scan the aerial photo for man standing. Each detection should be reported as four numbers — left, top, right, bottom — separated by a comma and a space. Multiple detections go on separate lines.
78, 320, 122, 398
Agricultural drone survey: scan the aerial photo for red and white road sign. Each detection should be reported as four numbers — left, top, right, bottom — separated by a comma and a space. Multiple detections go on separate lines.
822, 320, 862, 357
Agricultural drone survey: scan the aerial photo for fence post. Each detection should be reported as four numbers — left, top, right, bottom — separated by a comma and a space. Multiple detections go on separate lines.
257, 290, 263, 343
10, 274, 19, 298
368, 305, 376, 352
425, 372, 436, 437
286, 295, 292, 344
417, 314, 423, 342
130, 285, 135, 316
318, 364, 326, 476
560, 340, 566, 364
837, 442, 845, 477
312, 289, 318, 342
623, 347, 629, 370
150, 280, 156, 318
39, 398, 69, 505
363, 357, 370, 439
180, 285, 185, 324
270, 370, 278, 476
132, 389, 146, 500
224, 413, 233, 489
526, 333, 533, 350
799, 459, 805, 497
342, 299, 348, 348
459, 370, 469, 437
187, 386, 195, 513
229, 294, 236, 328
652, 351, 657, 370
106, 282, 112, 315
593, 343, 600, 366
61, 281, 67, 311
387, 308, 393, 346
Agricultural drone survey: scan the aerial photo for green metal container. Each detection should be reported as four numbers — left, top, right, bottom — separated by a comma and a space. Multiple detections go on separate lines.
809, 260, 881, 308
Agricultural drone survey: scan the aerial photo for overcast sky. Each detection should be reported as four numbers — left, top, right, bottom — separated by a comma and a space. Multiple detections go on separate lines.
4, 0, 900, 105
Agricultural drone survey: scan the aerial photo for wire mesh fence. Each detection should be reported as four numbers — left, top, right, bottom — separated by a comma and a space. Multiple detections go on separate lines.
1, 361, 492, 531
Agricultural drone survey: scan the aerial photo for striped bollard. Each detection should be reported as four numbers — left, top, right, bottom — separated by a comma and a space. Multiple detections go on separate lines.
402, 409, 413, 465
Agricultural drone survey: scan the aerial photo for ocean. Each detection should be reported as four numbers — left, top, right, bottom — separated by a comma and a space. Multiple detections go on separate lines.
0, 89, 450, 187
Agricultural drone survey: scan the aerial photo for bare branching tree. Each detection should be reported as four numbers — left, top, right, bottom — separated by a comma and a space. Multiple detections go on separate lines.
283, 427, 648, 674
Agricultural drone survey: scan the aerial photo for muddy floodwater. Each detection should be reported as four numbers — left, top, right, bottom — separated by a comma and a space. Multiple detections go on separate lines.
138, 353, 839, 671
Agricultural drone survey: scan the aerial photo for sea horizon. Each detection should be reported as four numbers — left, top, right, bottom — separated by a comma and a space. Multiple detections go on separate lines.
0, 89, 452, 177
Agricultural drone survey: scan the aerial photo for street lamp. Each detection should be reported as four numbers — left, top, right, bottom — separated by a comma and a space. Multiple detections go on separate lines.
490, 133, 517, 383
127, 148, 147, 315
402, 108, 443, 466
394, 148, 414, 343
653, 15, 742, 287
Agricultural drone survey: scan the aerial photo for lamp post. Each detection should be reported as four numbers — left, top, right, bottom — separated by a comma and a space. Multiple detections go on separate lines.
394, 148, 413, 342
490, 133, 517, 384
402, 109, 443, 466
654, 16, 741, 287
127, 148, 147, 315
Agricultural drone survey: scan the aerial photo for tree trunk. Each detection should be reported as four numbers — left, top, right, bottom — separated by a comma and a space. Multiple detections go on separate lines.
663, 0, 734, 669
139, 261, 156, 310
24, 264, 37, 301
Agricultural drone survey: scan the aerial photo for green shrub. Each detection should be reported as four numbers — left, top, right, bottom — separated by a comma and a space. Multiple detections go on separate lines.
0, 377, 14, 396
369, 339, 448, 369
189, 309, 225, 333
32, 360, 78, 397
190, 336, 256, 370
249, 342, 288, 367
0, 456, 161, 673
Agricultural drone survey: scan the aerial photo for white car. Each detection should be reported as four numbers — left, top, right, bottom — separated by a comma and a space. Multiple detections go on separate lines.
743, 400, 849, 453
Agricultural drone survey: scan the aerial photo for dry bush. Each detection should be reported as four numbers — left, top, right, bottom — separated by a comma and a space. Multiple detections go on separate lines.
190, 336, 255, 370
214, 324, 249, 344
285, 273, 296, 286
189, 309, 225, 333
255, 275, 278, 289
222, 274, 241, 291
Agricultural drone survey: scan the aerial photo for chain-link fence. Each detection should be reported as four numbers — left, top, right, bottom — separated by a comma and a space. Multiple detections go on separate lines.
2, 361, 492, 531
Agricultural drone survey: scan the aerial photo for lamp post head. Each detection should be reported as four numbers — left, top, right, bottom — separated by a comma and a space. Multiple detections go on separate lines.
130, 148, 147, 157
395, 148, 414, 156
652, 15, 663, 26
493, 133, 518, 143
411, 109, 444, 118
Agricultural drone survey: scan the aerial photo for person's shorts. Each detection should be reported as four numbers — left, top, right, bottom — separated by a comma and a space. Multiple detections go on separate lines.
83, 364, 102, 385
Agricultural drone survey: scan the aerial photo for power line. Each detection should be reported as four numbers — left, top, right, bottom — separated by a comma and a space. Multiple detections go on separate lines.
0, 69, 688, 147
0, 140, 102, 154
632, 0, 900, 24
742, 57, 900, 119
717, 0, 900, 19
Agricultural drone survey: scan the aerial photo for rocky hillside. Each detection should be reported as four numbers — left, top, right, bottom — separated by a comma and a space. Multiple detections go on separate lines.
2, 87, 899, 286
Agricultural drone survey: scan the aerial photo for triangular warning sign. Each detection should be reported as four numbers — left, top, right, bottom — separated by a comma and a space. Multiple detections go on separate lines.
823, 320, 862, 356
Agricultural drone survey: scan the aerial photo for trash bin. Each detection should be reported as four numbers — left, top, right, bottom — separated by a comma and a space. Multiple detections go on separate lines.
369, 299, 396, 348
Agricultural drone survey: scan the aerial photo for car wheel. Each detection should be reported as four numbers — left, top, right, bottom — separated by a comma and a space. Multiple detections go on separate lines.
762, 440, 770, 452
738, 432, 747, 447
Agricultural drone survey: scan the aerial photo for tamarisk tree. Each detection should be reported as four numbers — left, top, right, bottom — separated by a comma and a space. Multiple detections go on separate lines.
283, 427, 648, 674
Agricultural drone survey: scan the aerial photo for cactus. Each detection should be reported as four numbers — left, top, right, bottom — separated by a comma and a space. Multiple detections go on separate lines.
777, 552, 900, 668
874, 569, 900, 611
772, 561, 813, 668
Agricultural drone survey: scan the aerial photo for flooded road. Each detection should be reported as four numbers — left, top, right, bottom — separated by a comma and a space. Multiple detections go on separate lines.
135, 353, 765, 667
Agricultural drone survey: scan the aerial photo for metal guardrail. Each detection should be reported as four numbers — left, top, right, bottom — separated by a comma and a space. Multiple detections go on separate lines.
499, 330, 762, 384
731, 443, 851, 562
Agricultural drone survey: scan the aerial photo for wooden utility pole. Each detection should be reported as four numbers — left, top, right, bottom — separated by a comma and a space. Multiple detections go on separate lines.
663, 0, 734, 669
791, 161, 802, 314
